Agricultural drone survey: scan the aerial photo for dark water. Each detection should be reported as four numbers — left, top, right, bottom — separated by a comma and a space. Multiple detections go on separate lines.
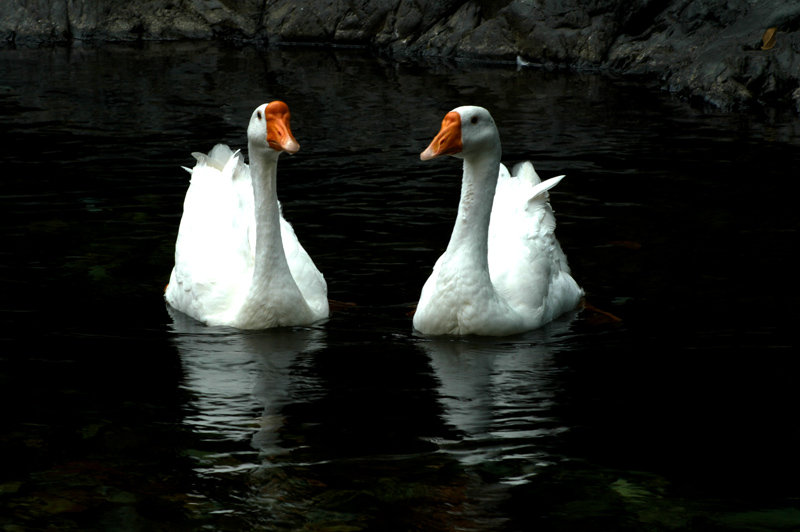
1, 42, 799, 530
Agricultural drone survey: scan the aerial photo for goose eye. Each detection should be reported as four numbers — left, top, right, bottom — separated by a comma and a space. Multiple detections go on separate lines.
257, 111, 262, 120
470, 116, 478, 124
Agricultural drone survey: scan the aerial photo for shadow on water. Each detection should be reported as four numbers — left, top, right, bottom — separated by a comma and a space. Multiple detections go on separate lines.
1, 42, 799, 530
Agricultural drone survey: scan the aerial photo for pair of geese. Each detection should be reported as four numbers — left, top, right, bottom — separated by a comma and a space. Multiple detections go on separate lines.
165, 101, 583, 336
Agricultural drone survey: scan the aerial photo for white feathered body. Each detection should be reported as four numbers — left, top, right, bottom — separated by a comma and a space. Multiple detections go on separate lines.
489, 161, 582, 326
414, 160, 582, 336
166, 144, 328, 328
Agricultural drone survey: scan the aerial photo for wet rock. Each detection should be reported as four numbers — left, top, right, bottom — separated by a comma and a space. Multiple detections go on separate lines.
606, 1, 800, 110
1, 0, 798, 111
1, 0, 260, 44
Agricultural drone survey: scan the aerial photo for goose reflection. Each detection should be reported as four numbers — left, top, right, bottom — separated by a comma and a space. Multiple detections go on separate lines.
167, 307, 326, 471
420, 317, 575, 485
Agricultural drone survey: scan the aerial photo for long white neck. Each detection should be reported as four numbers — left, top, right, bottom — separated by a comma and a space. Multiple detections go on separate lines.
445, 146, 501, 268
236, 145, 299, 320
232, 142, 315, 329
246, 148, 294, 300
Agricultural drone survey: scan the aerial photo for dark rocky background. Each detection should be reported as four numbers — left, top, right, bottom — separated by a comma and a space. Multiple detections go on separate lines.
3, 0, 799, 111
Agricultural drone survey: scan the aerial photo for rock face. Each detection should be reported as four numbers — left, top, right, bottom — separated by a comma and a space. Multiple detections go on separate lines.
0, 0, 262, 42
2, 0, 798, 111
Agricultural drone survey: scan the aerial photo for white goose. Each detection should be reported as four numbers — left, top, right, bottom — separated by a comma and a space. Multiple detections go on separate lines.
413, 106, 583, 336
165, 101, 329, 329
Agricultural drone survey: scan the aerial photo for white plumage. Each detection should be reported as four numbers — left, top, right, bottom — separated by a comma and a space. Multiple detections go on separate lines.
413, 106, 582, 336
165, 102, 328, 329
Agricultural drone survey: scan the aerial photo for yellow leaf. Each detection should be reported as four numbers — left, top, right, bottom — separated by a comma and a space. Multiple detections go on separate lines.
761, 27, 777, 50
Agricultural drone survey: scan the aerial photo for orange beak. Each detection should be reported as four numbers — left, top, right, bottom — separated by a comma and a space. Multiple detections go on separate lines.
420, 111, 462, 160
265, 101, 300, 154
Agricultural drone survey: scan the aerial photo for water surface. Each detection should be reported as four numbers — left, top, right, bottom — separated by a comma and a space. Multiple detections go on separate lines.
1, 42, 798, 530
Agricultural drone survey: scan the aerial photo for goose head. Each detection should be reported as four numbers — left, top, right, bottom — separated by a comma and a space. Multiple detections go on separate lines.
420, 106, 500, 161
247, 101, 300, 158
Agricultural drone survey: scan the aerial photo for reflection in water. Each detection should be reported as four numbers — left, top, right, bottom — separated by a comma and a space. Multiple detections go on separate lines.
168, 307, 326, 477
422, 316, 576, 486
168, 300, 576, 529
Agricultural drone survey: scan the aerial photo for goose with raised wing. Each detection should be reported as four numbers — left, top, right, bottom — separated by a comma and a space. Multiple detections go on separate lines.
413, 106, 582, 336
165, 101, 328, 329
